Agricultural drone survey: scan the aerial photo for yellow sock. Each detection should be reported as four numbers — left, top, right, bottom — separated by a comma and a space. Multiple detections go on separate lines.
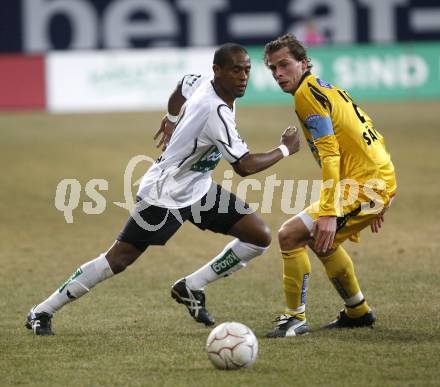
319, 246, 370, 318
281, 247, 311, 320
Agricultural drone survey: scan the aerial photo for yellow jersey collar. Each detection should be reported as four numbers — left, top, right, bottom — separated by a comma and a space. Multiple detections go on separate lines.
294, 71, 312, 96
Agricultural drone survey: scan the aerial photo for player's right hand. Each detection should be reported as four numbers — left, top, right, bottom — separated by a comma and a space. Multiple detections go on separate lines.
154, 115, 176, 151
280, 126, 300, 155
311, 216, 337, 254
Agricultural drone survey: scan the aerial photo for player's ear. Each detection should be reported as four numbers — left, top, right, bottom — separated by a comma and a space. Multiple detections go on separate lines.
213, 64, 222, 77
301, 58, 308, 71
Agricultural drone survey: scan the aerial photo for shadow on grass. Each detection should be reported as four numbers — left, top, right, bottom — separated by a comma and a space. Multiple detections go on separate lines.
310, 326, 439, 344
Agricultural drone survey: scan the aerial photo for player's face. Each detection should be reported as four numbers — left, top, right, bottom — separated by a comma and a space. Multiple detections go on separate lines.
266, 47, 308, 95
215, 52, 251, 98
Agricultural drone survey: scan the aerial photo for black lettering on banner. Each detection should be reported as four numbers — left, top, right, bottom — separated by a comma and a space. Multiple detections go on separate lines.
2, 1, 440, 53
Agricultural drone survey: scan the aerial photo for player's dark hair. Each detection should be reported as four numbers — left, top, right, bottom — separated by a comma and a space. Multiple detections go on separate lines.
213, 43, 248, 67
264, 33, 312, 70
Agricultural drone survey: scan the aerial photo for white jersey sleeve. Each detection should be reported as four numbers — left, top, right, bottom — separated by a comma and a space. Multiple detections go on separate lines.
181, 74, 209, 99
206, 104, 249, 164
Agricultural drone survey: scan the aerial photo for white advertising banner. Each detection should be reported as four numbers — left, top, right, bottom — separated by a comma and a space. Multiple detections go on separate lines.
47, 48, 213, 112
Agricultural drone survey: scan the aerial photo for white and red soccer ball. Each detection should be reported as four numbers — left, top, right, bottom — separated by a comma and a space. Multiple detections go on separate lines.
206, 322, 258, 370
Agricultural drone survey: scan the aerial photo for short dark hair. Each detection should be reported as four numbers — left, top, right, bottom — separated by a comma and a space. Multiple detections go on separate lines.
213, 43, 248, 67
264, 33, 312, 69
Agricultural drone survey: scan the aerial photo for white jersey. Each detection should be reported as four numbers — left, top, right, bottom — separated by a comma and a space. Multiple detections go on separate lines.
137, 74, 249, 209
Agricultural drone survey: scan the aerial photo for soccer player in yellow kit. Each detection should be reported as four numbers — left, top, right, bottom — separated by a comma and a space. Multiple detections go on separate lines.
264, 34, 397, 337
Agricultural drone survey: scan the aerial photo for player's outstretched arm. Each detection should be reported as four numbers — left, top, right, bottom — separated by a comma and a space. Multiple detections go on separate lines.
233, 126, 300, 177
154, 81, 187, 151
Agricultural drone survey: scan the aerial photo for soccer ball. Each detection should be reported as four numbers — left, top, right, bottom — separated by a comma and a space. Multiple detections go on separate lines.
206, 322, 258, 370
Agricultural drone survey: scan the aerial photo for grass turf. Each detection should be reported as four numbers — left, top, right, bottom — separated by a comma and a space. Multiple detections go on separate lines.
0, 103, 439, 386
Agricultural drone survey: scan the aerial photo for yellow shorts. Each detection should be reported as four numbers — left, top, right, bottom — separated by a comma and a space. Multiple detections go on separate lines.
298, 196, 394, 248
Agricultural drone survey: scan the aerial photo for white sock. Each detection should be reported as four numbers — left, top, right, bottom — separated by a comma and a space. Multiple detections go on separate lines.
185, 239, 268, 290
34, 254, 114, 315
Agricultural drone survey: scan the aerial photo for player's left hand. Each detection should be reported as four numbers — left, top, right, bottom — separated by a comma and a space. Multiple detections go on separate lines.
280, 126, 300, 155
370, 213, 385, 233
154, 115, 176, 151
311, 216, 337, 254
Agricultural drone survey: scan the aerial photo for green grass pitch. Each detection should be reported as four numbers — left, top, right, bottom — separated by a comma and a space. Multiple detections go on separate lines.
0, 103, 439, 386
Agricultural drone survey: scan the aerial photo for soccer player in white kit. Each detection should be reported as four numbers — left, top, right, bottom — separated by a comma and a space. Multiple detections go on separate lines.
26, 43, 300, 335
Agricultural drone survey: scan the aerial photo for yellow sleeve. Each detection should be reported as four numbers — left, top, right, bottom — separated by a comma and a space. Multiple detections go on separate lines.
295, 83, 340, 217
314, 135, 340, 216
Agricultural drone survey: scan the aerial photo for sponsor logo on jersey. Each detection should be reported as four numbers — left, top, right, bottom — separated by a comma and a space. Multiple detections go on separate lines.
305, 114, 321, 125
190, 146, 222, 172
211, 249, 241, 275
317, 78, 333, 89
185, 74, 201, 87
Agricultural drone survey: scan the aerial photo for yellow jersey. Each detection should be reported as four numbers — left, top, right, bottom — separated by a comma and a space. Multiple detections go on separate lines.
294, 72, 396, 217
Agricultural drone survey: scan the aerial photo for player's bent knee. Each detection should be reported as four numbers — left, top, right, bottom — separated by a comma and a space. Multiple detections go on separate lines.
278, 226, 308, 250
278, 226, 294, 249
256, 223, 272, 248
229, 214, 272, 247
278, 216, 310, 250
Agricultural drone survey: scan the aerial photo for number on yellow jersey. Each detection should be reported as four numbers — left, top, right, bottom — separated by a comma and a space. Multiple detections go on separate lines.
337, 89, 380, 146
